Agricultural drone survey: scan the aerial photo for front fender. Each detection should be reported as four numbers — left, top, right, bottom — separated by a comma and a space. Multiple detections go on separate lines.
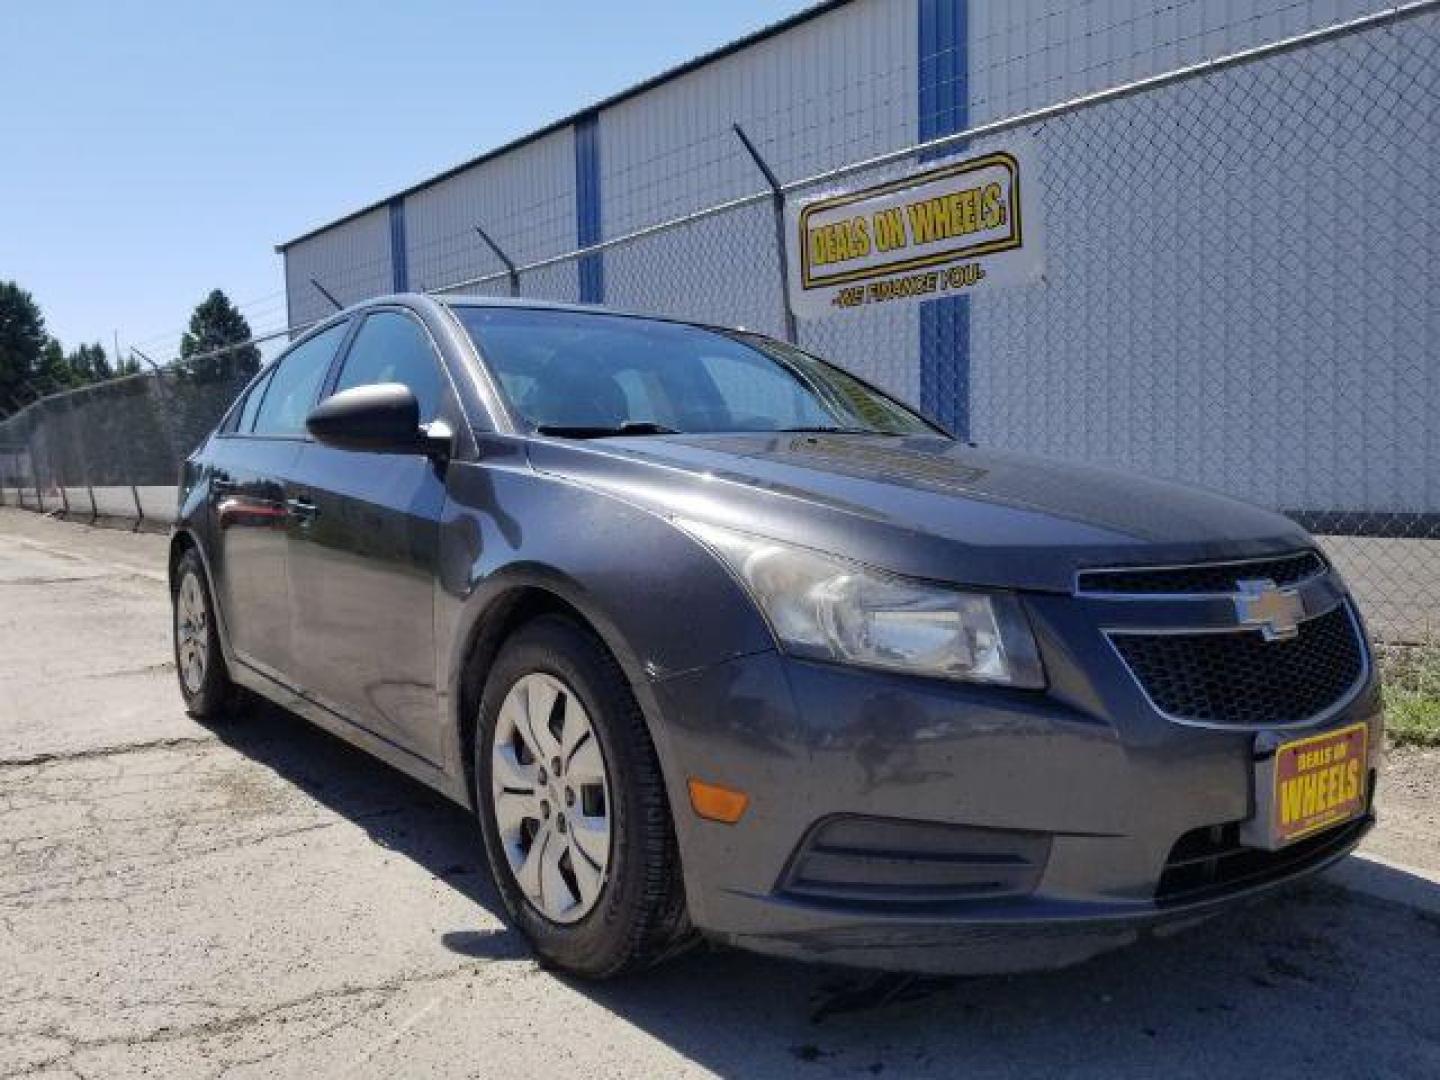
435, 447, 776, 804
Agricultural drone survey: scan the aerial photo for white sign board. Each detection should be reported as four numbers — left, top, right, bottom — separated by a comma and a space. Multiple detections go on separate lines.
785, 141, 1044, 319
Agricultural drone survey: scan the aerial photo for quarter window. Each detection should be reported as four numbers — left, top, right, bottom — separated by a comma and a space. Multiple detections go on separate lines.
332, 311, 445, 422
251, 322, 349, 436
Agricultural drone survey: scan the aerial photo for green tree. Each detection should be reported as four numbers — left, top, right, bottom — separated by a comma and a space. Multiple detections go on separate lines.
0, 281, 47, 413
180, 289, 260, 382
65, 342, 112, 383
36, 337, 74, 392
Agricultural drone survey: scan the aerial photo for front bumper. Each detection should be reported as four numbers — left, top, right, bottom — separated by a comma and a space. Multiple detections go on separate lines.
646, 627, 1383, 974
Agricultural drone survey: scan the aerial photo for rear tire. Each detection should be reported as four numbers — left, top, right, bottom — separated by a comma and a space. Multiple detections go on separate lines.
172, 547, 237, 721
474, 615, 690, 978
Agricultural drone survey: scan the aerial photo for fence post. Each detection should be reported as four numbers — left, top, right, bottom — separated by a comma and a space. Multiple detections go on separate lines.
31, 395, 70, 516
26, 430, 43, 512
474, 225, 521, 297
62, 390, 98, 521
732, 123, 798, 344
115, 368, 146, 529
311, 278, 344, 311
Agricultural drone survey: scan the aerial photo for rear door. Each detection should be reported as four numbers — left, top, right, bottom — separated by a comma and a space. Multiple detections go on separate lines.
208, 320, 349, 681
286, 307, 458, 762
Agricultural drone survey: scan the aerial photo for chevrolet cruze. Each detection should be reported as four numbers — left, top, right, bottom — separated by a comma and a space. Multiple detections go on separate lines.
170, 294, 1380, 978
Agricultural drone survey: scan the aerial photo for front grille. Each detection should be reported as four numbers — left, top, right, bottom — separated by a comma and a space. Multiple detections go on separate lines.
1111, 604, 1363, 726
1078, 550, 1325, 595
781, 816, 1050, 910
1156, 813, 1370, 904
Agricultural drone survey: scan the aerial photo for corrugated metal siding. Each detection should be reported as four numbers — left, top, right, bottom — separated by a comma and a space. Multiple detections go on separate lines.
600, 0, 918, 237
598, 0, 921, 401
403, 127, 577, 299
966, 0, 1383, 125
275, 0, 1431, 518
283, 206, 391, 327
963, 0, 1431, 512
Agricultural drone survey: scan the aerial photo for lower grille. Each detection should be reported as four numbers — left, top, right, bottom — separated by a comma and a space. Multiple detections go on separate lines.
1111, 604, 1364, 726
781, 816, 1050, 910
1156, 813, 1370, 905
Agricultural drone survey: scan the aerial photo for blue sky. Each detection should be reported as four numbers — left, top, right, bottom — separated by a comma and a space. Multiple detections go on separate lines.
0, 1, 809, 359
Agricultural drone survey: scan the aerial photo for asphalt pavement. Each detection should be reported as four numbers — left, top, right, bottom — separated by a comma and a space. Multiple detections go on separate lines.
2, 507, 1438, 1079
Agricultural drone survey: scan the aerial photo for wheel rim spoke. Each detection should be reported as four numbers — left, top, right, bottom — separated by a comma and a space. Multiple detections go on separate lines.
494, 788, 540, 838
493, 742, 538, 792
567, 736, 604, 785
523, 678, 563, 760
568, 840, 603, 908
559, 700, 588, 760
498, 694, 538, 763
570, 812, 610, 870
539, 829, 574, 919
512, 825, 547, 906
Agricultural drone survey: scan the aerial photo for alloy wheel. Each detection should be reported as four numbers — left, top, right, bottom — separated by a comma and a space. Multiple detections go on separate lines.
491, 672, 613, 923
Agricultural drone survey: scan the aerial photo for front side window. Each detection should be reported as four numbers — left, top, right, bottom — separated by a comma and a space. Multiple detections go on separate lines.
331, 311, 444, 422
251, 322, 348, 436
450, 306, 936, 437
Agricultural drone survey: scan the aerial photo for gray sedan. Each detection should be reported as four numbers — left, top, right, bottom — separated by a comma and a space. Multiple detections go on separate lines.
169, 294, 1380, 978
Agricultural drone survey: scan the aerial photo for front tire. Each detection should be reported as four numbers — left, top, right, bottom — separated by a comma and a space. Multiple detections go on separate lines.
475, 616, 690, 978
172, 547, 236, 721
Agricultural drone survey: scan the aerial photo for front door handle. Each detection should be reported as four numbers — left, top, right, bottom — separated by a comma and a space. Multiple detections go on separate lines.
286, 497, 319, 523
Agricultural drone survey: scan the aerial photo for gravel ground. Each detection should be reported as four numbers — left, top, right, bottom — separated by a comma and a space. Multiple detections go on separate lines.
2, 507, 1438, 1079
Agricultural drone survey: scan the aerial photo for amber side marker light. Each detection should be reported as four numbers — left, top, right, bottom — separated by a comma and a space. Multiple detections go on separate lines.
688, 778, 750, 823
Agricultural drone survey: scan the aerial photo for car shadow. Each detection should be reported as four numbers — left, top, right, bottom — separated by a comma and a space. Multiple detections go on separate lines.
206, 700, 1440, 1078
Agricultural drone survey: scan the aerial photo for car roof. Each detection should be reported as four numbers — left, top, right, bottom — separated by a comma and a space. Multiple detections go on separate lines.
351, 292, 757, 338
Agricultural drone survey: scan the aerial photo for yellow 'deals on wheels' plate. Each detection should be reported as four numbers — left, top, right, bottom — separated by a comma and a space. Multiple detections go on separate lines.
1272, 722, 1368, 845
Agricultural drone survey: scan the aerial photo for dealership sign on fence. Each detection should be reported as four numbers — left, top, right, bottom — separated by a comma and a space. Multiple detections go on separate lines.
786, 141, 1044, 319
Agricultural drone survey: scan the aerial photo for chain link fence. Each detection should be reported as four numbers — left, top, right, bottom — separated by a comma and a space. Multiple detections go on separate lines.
2, 2, 1436, 642
0, 333, 296, 523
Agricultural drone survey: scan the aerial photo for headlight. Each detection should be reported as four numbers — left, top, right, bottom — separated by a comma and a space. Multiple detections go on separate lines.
678, 520, 1044, 688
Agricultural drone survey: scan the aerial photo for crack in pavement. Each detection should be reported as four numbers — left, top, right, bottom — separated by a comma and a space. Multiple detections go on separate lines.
0, 735, 217, 771
1, 961, 503, 1079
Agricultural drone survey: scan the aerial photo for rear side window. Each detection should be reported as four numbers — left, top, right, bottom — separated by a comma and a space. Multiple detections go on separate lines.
231, 368, 274, 434
251, 322, 348, 436
331, 311, 444, 422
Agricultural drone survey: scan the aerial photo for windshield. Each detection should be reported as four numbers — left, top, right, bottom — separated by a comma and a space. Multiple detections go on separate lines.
451, 305, 938, 437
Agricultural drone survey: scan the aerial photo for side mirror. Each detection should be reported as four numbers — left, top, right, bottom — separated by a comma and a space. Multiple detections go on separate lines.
305, 383, 451, 458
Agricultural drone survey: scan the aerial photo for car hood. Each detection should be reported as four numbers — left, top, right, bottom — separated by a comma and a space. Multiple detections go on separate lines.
525, 432, 1313, 593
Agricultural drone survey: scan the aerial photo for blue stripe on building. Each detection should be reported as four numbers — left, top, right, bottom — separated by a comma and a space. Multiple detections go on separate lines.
388, 198, 408, 293
918, 0, 969, 438
575, 113, 604, 303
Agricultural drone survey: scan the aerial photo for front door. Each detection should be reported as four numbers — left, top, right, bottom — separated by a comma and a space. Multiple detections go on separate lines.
287, 308, 455, 763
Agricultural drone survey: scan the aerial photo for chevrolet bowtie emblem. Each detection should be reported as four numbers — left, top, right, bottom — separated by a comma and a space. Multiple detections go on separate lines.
1234, 578, 1305, 641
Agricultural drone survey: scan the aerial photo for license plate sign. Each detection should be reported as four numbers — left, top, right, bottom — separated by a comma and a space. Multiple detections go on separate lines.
1269, 722, 1368, 846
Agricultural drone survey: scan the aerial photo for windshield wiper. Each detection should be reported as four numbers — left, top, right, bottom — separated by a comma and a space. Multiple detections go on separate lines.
776, 426, 907, 436
534, 421, 680, 438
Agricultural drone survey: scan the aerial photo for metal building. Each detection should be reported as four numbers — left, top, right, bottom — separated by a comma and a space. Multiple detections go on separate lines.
277, 0, 1436, 525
